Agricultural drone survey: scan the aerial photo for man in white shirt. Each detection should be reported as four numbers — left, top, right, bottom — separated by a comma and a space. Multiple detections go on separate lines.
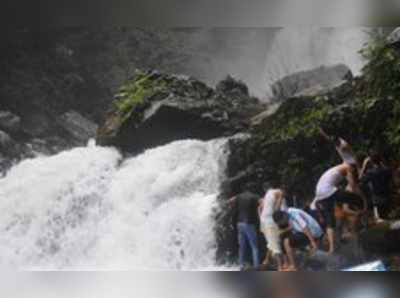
258, 181, 287, 270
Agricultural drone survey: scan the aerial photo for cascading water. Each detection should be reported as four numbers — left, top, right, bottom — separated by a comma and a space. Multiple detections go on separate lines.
0, 139, 228, 270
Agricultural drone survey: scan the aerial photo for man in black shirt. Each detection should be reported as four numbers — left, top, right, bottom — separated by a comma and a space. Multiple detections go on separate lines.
221, 191, 261, 270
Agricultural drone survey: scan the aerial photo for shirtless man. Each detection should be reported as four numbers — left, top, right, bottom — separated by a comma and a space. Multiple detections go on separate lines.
259, 181, 287, 270
310, 163, 366, 254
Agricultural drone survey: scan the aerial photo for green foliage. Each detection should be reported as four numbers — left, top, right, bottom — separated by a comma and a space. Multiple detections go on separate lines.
265, 103, 333, 141
358, 33, 400, 153
360, 33, 400, 99
243, 31, 400, 199
116, 73, 167, 120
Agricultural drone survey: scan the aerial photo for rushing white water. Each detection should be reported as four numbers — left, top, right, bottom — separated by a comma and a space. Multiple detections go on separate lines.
263, 27, 369, 97
0, 139, 228, 270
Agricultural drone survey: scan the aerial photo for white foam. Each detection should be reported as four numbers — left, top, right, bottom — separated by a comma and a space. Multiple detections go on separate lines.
0, 139, 228, 270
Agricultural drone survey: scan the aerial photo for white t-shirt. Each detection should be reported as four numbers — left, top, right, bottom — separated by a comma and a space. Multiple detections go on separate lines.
261, 189, 287, 226
311, 167, 344, 210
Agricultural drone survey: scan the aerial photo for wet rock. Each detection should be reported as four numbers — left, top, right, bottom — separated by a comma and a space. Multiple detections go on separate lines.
0, 130, 29, 161
0, 130, 13, 148
59, 111, 98, 143
387, 27, 400, 46
97, 70, 264, 153
271, 64, 353, 101
20, 108, 53, 138
360, 221, 400, 255
0, 111, 21, 133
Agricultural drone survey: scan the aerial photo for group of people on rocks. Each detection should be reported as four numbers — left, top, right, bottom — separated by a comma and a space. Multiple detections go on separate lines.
220, 128, 400, 271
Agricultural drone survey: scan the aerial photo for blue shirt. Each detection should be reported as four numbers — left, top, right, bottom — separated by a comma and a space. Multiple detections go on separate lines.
288, 208, 323, 238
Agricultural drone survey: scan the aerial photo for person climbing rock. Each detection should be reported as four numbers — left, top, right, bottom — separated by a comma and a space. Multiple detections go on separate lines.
259, 181, 287, 270
310, 163, 366, 254
273, 208, 323, 271
219, 191, 261, 270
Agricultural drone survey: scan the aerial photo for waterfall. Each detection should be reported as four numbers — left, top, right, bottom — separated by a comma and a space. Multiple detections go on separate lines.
0, 139, 228, 270
263, 27, 369, 97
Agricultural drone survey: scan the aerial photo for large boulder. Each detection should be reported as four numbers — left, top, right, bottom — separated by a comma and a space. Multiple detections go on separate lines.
97, 71, 264, 153
270, 64, 353, 101
387, 27, 400, 46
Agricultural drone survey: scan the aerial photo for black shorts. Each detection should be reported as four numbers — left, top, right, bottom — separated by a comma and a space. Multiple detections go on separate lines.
316, 191, 364, 228
281, 232, 311, 252
289, 232, 310, 248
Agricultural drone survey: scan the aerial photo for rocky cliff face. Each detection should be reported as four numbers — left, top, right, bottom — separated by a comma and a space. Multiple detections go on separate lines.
0, 27, 276, 173
226, 31, 400, 205
97, 70, 265, 153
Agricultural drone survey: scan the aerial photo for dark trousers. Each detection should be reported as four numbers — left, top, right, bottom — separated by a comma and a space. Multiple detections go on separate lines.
317, 191, 364, 228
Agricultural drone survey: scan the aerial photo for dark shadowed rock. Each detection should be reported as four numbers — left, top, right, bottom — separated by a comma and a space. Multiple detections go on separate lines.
0, 130, 13, 153
59, 111, 98, 143
97, 70, 264, 153
271, 64, 353, 101
360, 221, 400, 255
0, 111, 21, 133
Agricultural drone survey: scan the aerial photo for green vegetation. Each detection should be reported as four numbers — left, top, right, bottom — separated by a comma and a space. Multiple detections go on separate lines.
115, 73, 167, 121
268, 104, 334, 140
358, 33, 400, 153
230, 32, 400, 200
263, 32, 400, 152
360, 34, 400, 99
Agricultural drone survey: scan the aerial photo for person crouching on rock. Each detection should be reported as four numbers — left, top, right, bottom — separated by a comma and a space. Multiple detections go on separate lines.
220, 191, 261, 270
273, 208, 324, 271
259, 181, 287, 271
310, 163, 366, 254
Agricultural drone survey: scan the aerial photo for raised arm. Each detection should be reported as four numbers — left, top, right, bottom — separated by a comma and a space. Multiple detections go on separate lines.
317, 128, 340, 146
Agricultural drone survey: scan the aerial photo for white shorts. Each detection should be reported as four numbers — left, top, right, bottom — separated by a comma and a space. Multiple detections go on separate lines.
261, 223, 282, 255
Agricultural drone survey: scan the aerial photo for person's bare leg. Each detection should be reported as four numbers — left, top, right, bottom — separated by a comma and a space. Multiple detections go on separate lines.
282, 254, 289, 269
374, 206, 384, 222
275, 253, 284, 271
327, 227, 335, 254
262, 249, 272, 265
283, 238, 297, 270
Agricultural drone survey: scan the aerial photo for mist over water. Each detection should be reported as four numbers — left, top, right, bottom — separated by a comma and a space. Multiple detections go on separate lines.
263, 27, 368, 97
0, 139, 228, 270
186, 27, 368, 99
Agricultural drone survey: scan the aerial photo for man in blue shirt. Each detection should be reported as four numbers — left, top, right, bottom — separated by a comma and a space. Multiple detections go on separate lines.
273, 208, 324, 271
